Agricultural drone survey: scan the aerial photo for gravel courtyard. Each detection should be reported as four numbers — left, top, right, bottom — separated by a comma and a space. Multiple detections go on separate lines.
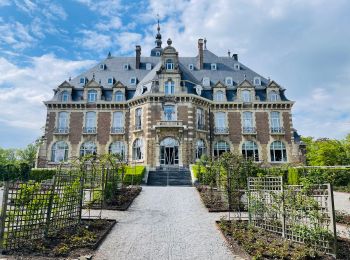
92, 186, 243, 260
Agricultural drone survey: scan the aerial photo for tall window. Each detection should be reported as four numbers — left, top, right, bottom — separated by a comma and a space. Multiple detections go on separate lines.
214, 90, 225, 102
58, 112, 69, 132
80, 141, 97, 157
165, 59, 174, 70
196, 139, 206, 160
133, 138, 143, 160
270, 141, 287, 162
215, 112, 227, 133
164, 105, 175, 121
242, 111, 254, 133
87, 90, 97, 102
241, 90, 251, 102
214, 141, 230, 157
85, 111, 96, 133
115, 91, 124, 101
196, 108, 205, 130
112, 111, 124, 133
242, 141, 259, 161
61, 91, 69, 102
109, 141, 125, 159
165, 81, 175, 95
135, 108, 142, 130
270, 111, 281, 132
268, 91, 279, 101
51, 141, 68, 162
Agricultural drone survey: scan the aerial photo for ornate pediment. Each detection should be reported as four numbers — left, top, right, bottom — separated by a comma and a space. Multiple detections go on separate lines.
57, 80, 73, 89
85, 79, 100, 88
238, 80, 254, 88
267, 80, 280, 89
113, 81, 125, 89
213, 81, 226, 88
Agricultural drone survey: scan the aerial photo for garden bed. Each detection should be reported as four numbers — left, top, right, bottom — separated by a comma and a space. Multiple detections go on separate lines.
104, 185, 142, 210
217, 220, 350, 259
3, 218, 116, 259
336, 210, 350, 225
197, 185, 246, 212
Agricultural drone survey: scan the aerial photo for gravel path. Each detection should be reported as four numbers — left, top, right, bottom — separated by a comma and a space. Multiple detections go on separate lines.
334, 192, 350, 213
93, 186, 243, 260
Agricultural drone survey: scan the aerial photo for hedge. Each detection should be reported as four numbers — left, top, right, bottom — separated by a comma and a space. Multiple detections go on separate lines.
29, 168, 56, 182
0, 163, 31, 181
122, 166, 145, 185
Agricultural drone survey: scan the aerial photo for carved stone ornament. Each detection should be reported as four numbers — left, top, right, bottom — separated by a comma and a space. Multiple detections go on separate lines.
195, 85, 203, 96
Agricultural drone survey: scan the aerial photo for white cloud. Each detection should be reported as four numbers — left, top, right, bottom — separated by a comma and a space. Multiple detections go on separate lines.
0, 0, 10, 7
0, 22, 36, 49
95, 17, 122, 31
78, 30, 113, 50
115, 32, 142, 54
0, 55, 95, 141
74, 0, 122, 17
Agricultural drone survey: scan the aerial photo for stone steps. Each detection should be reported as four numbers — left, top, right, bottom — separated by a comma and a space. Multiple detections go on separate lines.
147, 169, 192, 186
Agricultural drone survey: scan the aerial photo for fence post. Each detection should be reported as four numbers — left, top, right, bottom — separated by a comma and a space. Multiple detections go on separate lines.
44, 174, 57, 238
78, 170, 85, 223
328, 183, 337, 257
280, 176, 286, 238
247, 177, 251, 224
0, 181, 9, 250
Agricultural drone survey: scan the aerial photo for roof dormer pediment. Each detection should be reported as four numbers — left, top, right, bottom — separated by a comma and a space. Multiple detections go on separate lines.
238, 79, 254, 88
213, 81, 226, 88
58, 80, 73, 89
267, 80, 280, 89
112, 81, 125, 89
85, 79, 100, 88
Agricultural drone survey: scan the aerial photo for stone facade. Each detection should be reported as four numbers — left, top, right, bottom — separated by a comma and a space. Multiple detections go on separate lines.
37, 32, 303, 169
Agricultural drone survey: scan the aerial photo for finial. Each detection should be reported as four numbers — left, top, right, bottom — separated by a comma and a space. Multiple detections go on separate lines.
107, 51, 111, 58
167, 38, 172, 46
69, 76, 71, 82
157, 13, 160, 32
244, 74, 246, 80
228, 50, 231, 57
92, 73, 95, 80
204, 38, 207, 49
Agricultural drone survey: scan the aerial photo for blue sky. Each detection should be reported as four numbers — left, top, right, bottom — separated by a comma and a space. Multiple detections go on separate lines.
0, 0, 350, 148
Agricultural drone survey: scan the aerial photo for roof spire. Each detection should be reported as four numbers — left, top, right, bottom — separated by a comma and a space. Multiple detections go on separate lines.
204, 38, 207, 49
155, 14, 162, 48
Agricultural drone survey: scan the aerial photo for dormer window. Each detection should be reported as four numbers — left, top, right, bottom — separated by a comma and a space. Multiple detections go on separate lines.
214, 90, 225, 102
253, 77, 261, 86
115, 91, 124, 101
234, 63, 240, 71
130, 77, 137, 85
188, 64, 194, 70
241, 90, 251, 102
156, 51, 160, 56
225, 77, 233, 86
268, 91, 279, 101
211, 63, 217, 70
87, 90, 97, 102
202, 77, 210, 87
61, 91, 69, 102
107, 77, 114, 85
123, 64, 129, 70
146, 63, 152, 70
165, 59, 174, 70
99, 64, 106, 70
80, 77, 86, 85
165, 80, 175, 95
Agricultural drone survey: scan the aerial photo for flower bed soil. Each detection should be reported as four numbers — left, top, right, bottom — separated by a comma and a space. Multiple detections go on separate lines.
197, 185, 246, 212
217, 220, 349, 259
3, 218, 116, 259
104, 186, 142, 210
336, 210, 350, 225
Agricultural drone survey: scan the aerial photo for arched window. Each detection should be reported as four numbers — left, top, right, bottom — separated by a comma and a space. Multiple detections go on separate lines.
87, 90, 97, 102
61, 91, 69, 102
213, 141, 230, 157
241, 90, 251, 102
109, 141, 125, 159
80, 141, 97, 157
165, 81, 175, 95
196, 139, 206, 160
115, 91, 124, 101
84, 111, 96, 133
268, 91, 279, 101
242, 141, 259, 161
214, 90, 225, 102
165, 59, 174, 70
270, 141, 287, 162
133, 138, 143, 160
57, 112, 69, 132
51, 141, 68, 162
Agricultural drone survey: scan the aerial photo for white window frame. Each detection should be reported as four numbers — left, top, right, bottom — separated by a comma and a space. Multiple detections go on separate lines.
196, 139, 206, 160
270, 111, 281, 128
253, 77, 261, 86
79, 77, 86, 85
115, 91, 124, 101
213, 141, 230, 157
214, 90, 225, 102
202, 77, 210, 87
51, 141, 69, 162
130, 77, 137, 85
165, 59, 174, 70
156, 51, 161, 56
211, 63, 217, 70
85, 111, 96, 129
269, 91, 279, 101
133, 138, 143, 160
146, 63, 152, 70
107, 77, 114, 85
270, 141, 287, 162
188, 64, 194, 70
241, 90, 251, 102
99, 64, 106, 70
225, 77, 233, 86
215, 112, 226, 128
58, 112, 69, 129
242, 141, 259, 162
80, 141, 97, 157
234, 63, 240, 71
165, 81, 175, 95
109, 141, 125, 159
135, 108, 142, 129
163, 105, 176, 121
123, 64, 129, 70
61, 91, 69, 102
196, 108, 205, 129
243, 111, 253, 128
87, 90, 97, 102
113, 111, 124, 128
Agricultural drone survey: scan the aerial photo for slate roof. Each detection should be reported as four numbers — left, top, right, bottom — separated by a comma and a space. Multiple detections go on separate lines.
60, 46, 289, 102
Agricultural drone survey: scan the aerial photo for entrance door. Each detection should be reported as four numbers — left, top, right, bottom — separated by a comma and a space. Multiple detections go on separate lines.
160, 137, 179, 165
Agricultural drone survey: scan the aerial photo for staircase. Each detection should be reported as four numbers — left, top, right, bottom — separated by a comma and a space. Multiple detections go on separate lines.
147, 167, 192, 186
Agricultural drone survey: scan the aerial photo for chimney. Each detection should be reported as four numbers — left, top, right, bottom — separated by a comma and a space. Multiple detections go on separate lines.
197, 39, 204, 70
228, 50, 231, 57
232, 53, 238, 61
135, 45, 141, 69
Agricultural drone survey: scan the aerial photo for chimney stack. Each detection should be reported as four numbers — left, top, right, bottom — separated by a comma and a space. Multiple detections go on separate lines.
232, 53, 238, 61
228, 50, 231, 57
197, 39, 204, 70
135, 45, 141, 69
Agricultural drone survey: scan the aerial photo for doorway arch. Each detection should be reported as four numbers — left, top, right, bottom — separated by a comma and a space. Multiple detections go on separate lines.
160, 137, 179, 165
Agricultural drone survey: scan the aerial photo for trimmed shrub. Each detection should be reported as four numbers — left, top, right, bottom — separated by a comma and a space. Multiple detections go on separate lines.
29, 168, 56, 182
287, 168, 300, 185
122, 166, 145, 185
0, 163, 31, 181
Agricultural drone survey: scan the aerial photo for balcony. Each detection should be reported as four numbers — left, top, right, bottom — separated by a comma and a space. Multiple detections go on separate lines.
54, 127, 69, 134
83, 127, 97, 134
270, 127, 285, 134
214, 127, 229, 134
111, 127, 125, 134
155, 120, 184, 128
242, 127, 257, 135
134, 124, 142, 131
